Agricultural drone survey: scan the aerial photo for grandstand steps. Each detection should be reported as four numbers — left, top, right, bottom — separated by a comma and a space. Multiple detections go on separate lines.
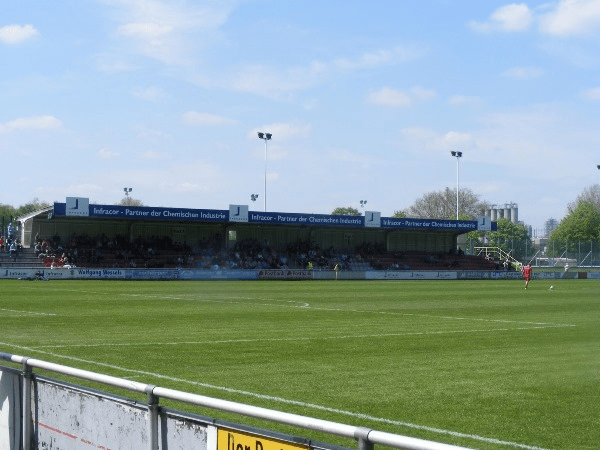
0, 246, 499, 272
0, 248, 46, 269
366, 252, 495, 271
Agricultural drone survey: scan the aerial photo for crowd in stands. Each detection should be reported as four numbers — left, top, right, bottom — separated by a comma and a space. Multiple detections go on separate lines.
27, 232, 496, 271
1, 222, 23, 257
1, 236, 23, 257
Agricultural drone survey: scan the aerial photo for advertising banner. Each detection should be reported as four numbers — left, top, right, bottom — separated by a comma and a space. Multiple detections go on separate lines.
218, 428, 309, 450
53, 199, 492, 232
178, 269, 258, 280
258, 269, 312, 279
54, 203, 228, 223
366, 271, 457, 280
381, 217, 479, 231
249, 211, 364, 227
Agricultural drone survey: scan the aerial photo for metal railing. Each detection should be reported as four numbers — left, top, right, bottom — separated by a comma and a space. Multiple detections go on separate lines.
474, 246, 521, 269
471, 240, 600, 267
0, 352, 470, 450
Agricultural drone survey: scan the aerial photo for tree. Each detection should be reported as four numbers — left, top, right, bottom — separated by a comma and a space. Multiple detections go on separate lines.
1, 199, 51, 235
484, 218, 533, 260
567, 184, 600, 213
119, 197, 144, 207
331, 207, 361, 216
547, 201, 600, 255
1, 199, 51, 223
17, 198, 51, 215
404, 187, 489, 220
392, 210, 407, 218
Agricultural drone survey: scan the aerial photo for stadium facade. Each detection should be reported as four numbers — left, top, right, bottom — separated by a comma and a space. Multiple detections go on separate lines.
17, 197, 495, 254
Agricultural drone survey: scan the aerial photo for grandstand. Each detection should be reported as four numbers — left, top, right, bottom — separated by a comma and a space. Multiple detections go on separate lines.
2, 197, 499, 273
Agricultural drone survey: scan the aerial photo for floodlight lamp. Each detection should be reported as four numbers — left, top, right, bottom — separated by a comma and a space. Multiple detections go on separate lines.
597, 165, 600, 170
265, 133, 272, 140
451, 151, 456, 157
258, 132, 264, 139
457, 151, 463, 157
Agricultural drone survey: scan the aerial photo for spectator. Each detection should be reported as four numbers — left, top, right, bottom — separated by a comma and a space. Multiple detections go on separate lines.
7, 222, 15, 240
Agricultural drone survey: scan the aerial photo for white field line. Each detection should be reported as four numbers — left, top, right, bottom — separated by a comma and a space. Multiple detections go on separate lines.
15, 286, 575, 328
117, 293, 577, 327
0, 340, 552, 450
0, 308, 56, 317
32, 323, 575, 349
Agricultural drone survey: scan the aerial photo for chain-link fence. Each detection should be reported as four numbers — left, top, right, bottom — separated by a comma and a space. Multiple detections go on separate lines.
464, 239, 600, 267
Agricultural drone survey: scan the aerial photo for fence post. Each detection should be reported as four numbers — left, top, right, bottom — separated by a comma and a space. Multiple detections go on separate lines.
354, 427, 374, 450
146, 385, 159, 450
22, 357, 32, 450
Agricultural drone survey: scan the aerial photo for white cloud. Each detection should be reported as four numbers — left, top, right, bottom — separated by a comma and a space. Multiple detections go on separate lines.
448, 95, 481, 106
502, 66, 544, 79
333, 45, 424, 70
105, 0, 237, 65
539, 0, 600, 36
131, 86, 167, 101
443, 131, 475, 149
469, 3, 533, 33
228, 61, 327, 98
0, 24, 39, 44
117, 22, 173, 39
0, 115, 62, 134
582, 87, 600, 100
411, 86, 436, 101
182, 111, 236, 126
367, 87, 412, 107
366, 86, 436, 107
142, 150, 166, 159
399, 127, 476, 155
95, 53, 137, 73
327, 149, 376, 167
224, 45, 423, 98
98, 147, 120, 159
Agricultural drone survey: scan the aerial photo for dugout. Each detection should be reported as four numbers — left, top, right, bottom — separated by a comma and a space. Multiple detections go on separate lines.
16, 198, 492, 255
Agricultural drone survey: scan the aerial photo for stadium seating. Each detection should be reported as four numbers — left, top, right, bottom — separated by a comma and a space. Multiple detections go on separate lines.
0, 233, 498, 272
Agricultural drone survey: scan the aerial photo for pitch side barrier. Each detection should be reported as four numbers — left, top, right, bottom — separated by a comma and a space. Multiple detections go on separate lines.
0, 352, 469, 450
0, 267, 588, 280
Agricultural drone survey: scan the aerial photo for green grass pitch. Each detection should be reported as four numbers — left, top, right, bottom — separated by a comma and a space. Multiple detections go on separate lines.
1, 279, 599, 449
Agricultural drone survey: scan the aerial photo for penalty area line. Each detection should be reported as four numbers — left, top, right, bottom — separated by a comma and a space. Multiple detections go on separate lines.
0, 308, 57, 317
0, 341, 551, 450
31, 324, 574, 349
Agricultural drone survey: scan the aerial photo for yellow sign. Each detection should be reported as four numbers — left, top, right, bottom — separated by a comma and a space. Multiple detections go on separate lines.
218, 428, 310, 450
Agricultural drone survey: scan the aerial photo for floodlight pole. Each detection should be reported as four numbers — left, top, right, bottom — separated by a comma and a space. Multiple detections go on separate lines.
258, 132, 272, 212
451, 151, 462, 220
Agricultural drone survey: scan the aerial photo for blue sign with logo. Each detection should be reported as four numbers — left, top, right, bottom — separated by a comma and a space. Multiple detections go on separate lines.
53, 200, 495, 232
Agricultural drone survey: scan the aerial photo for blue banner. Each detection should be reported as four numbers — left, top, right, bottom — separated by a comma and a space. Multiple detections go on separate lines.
381, 217, 482, 231
53, 202, 494, 231
54, 203, 228, 222
248, 211, 364, 227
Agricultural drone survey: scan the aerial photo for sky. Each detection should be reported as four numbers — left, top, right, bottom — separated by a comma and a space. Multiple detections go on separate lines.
2, 0, 600, 235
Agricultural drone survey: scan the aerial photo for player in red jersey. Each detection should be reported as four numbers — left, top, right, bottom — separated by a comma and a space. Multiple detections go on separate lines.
522, 264, 532, 289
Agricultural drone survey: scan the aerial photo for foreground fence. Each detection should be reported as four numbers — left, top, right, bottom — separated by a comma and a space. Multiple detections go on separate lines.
467, 239, 600, 267
0, 352, 469, 450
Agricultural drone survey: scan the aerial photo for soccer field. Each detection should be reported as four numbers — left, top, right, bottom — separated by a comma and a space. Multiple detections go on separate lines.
1, 279, 598, 449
